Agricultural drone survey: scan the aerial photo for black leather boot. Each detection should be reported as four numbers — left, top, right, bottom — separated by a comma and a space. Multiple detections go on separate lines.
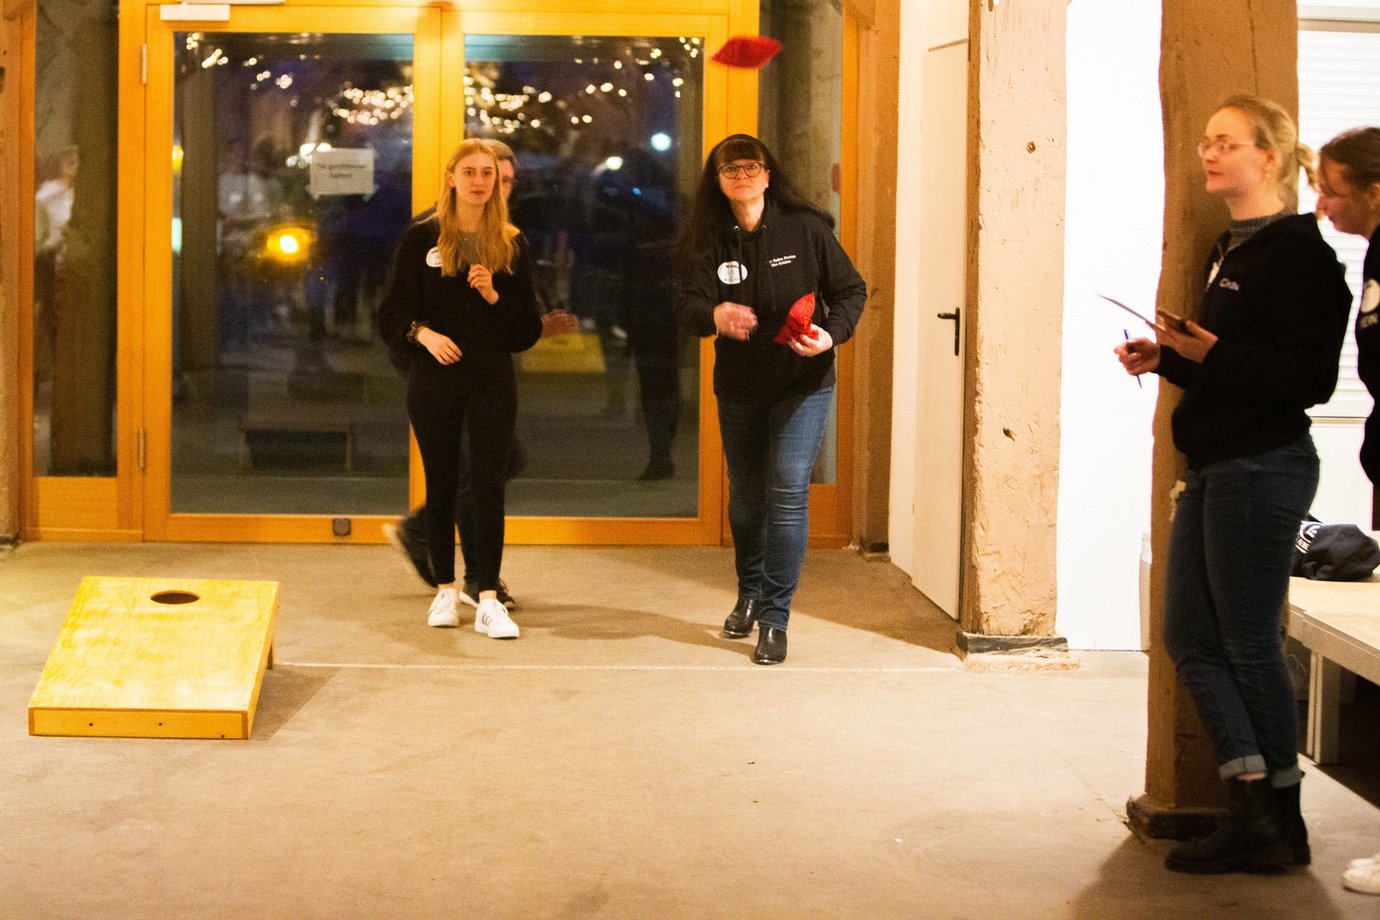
753, 626, 787, 665
1165, 777, 1292, 874
722, 598, 759, 638
1273, 781, 1310, 866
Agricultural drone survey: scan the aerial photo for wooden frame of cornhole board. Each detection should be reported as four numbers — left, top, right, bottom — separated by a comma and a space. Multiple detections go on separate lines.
28, 576, 279, 739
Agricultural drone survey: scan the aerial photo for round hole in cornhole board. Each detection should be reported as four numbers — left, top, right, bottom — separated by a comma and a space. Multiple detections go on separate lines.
150, 590, 201, 605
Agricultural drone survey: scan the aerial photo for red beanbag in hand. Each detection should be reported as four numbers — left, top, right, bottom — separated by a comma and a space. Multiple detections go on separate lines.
711, 35, 783, 69
774, 292, 816, 344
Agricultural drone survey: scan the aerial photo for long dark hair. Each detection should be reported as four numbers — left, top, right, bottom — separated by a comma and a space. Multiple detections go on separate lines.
674, 133, 833, 271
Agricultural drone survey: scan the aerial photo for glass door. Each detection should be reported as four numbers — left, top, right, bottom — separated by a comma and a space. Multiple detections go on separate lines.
140, 4, 749, 544
143, 6, 441, 541
447, 14, 729, 544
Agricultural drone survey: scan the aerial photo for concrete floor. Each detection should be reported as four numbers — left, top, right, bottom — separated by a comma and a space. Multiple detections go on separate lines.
3, 541, 1380, 919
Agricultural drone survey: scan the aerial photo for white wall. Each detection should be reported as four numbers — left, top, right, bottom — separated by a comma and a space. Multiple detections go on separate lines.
1056, 0, 1163, 649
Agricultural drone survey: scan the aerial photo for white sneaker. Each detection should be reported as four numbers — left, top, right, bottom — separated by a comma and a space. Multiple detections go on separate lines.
1343, 860, 1380, 895
474, 597, 519, 639
1349, 851, 1380, 870
426, 588, 460, 628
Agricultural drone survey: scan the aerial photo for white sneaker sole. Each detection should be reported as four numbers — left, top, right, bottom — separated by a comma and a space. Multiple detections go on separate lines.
428, 611, 460, 628
1342, 867, 1380, 895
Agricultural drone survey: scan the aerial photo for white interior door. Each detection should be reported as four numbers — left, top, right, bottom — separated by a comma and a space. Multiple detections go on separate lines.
909, 22, 968, 618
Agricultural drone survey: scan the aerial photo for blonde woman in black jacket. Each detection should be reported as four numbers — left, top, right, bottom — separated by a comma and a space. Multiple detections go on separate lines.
379, 139, 542, 638
1117, 96, 1351, 874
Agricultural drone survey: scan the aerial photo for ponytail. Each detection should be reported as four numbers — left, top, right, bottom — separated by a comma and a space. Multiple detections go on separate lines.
1297, 142, 1319, 194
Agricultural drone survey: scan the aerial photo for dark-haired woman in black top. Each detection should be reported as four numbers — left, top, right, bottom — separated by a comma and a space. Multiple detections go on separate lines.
675, 133, 867, 665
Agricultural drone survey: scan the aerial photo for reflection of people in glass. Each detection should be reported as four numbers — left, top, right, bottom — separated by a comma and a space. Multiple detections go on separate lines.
326, 162, 411, 340
675, 133, 867, 665
1115, 96, 1351, 874
626, 230, 681, 481
383, 140, 575, 609
217, 137, 283, 350
33, 146, 79, 385
378, 139, 542, 638
1315, 126, 1380, 897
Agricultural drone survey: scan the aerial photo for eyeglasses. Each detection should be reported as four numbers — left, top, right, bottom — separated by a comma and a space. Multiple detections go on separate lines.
718, 161, 764, 179
1195, 138, 1259, 158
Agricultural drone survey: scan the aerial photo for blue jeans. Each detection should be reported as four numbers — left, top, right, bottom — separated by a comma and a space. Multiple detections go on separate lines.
1163, 435, 1318, 786
717, 386, 833, 630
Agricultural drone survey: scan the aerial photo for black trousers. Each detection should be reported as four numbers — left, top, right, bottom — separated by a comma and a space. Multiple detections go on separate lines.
406, 354, 517, 589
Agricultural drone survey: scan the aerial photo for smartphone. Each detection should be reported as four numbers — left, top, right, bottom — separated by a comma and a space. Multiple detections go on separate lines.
1155, 309, 1188, 332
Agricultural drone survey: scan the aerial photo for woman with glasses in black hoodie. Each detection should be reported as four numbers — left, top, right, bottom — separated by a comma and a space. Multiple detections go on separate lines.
675, 134, 867, 665
1116, 96, 1351, 874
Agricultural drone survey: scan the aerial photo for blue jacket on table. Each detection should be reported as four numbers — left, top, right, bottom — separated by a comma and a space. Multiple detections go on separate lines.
674, 198, 868, 402
1157, 213, 1351, 469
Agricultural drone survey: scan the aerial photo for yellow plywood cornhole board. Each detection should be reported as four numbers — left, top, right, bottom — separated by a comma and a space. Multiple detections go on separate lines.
29, 577, 279, 739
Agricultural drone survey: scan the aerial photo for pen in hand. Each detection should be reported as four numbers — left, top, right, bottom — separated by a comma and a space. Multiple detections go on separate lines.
1123, 329, 1142, 389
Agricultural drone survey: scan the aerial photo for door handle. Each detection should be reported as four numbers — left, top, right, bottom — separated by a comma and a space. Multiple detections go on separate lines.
936, 309, 960, 356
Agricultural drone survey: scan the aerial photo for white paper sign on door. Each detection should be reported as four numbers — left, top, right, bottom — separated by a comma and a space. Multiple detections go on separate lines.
309, 148, 375, 197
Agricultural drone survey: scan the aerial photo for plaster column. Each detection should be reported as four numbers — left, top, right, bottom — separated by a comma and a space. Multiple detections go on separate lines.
1127, 0, 1298, 838
956, 0, 1067, 657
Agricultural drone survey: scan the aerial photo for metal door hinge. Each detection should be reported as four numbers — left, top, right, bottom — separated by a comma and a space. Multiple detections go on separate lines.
140, 44, 148, 85
137, 429, 147, 470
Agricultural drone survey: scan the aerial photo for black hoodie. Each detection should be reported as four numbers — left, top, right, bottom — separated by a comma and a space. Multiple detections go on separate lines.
1358, 226, 1380, 483
675, 198, 868, 401
1157, 213, 1351, 468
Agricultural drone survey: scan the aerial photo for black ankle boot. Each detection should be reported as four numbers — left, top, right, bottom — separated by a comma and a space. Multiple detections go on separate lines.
1272, 781, 1310, 866
1165, 777, 1292, 874
753, 626, 787, 665
723, 598, 759, 638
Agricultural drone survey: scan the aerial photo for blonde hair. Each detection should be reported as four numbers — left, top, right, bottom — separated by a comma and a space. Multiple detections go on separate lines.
1219, 94, 1317, 209
434, 138, 518, 277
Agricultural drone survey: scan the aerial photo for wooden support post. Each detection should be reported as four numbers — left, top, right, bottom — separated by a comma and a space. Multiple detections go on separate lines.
1129, 0, 1300, 837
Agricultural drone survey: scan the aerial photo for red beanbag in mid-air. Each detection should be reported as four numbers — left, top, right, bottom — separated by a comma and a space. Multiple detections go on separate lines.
711, 35, 782, 69
774, 292, 815, 344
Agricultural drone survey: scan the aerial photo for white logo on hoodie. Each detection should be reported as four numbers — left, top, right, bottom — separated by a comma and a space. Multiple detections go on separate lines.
718, 261, 746, 285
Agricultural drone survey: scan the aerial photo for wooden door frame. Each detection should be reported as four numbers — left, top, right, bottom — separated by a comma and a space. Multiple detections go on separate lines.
140, 4, 443, 542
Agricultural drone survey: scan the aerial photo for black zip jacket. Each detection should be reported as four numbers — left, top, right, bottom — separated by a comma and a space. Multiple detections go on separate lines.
1157, 213, 1351, 468
675, 199, 868, 401
377, 216, 542, 369
1358, 227, 1379, 483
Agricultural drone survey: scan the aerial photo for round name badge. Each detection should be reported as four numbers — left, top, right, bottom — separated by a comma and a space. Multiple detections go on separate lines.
425, 247, 442, 268
1362, 278, 1379, 316
717, 261, 747, 285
